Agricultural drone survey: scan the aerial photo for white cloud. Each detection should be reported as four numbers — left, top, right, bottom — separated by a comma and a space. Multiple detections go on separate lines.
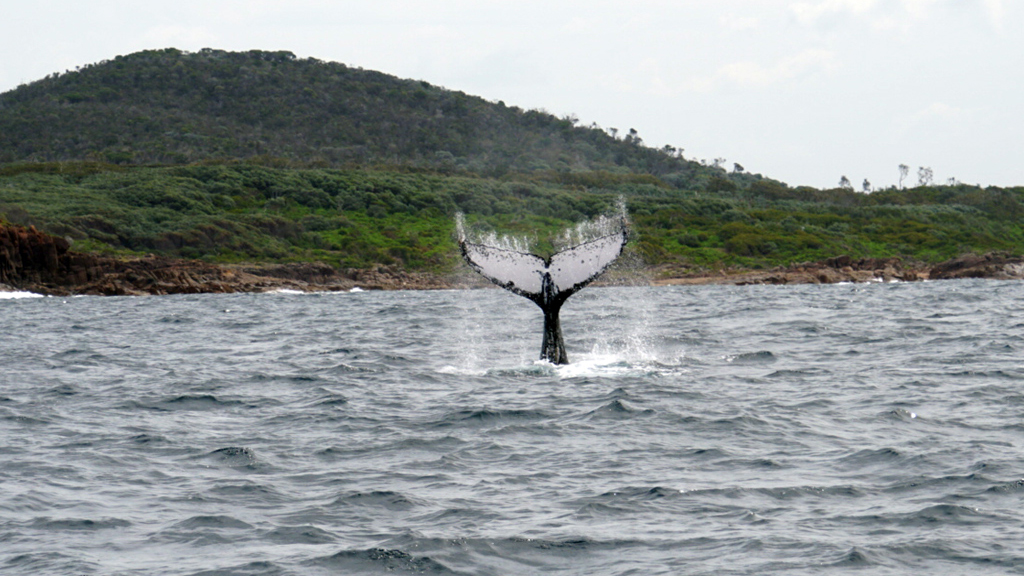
719, 13, 760, 31
789, 0, 947, 28
911, 102, 970, 124
898, 0, 941, 18
790, 0, 877, 25
919, 102, 962, 117
896, 101, 973, 136
142, 25, 219, 48
563, 16, 597, 34
689, 49, 838, 91
983, 0, 1005, 31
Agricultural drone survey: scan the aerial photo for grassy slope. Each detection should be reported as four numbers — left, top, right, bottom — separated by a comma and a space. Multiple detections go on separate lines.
2, 162, 1022, 275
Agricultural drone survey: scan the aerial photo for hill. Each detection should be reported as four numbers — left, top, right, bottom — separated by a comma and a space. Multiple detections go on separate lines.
0, 48, 699, 179
2, 49, 1024, 288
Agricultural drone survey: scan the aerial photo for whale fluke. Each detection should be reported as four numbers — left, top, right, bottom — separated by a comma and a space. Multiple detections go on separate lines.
459, 216, 629, 364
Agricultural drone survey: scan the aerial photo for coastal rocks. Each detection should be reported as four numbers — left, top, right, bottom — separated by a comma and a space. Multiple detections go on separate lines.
340, 265, 452, 291
928, 253, 1024, 280
73, 256, 253, 296
57, 258, 454, 296
654, 255, 925, 286
800, 256, 925, 284
241, 262, 342, 285
238, 263, 451, 291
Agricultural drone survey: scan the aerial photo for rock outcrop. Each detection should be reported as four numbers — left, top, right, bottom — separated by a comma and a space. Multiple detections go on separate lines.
928, 253, 1024, 280
2, 224, 77, 288
652, 255, 927, 286
241, 262, 453, 291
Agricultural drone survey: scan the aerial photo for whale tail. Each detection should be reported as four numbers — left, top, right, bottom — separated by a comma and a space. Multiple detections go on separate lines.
459, 217, 629, 364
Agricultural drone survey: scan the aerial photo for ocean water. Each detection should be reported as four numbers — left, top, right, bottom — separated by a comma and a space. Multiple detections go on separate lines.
2, 280, 1024, 575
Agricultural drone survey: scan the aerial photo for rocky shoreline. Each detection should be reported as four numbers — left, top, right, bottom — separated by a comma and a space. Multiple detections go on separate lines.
1, 223, 455, 296
4, 223, 1024, 297
652, 252, 1024, 286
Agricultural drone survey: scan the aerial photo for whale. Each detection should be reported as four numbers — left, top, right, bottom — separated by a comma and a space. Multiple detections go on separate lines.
458, 217, 629, 364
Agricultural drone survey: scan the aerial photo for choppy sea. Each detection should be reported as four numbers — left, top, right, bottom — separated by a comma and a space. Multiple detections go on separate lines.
3, 280, 1024, 575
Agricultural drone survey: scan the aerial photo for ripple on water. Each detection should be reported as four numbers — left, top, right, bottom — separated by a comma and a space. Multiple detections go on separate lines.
27, 517, 131, 531
262, 524, 337, 545
726, 351, 777, 364
3, 283, 1024, 574
198, 447, 268, 471
4, 552, 100, 575
583, 399, 655, 420
331, 490, 426, 510
433, 408, 552, 427
308, 548, 456, 575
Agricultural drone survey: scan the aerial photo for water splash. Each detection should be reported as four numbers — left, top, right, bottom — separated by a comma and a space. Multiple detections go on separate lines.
455, 212, 535, 253
554, 197, 630, 250
0, 290, 44, 299
456, 197, 629, 254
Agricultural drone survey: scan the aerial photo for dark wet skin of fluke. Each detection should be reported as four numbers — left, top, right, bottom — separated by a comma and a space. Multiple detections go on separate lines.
459, 219, 629, 364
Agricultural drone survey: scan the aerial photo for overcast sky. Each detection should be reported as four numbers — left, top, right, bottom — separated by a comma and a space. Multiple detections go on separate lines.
3, 1, 1021, 189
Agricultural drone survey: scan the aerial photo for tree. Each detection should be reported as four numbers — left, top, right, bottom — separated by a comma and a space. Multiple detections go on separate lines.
733, 163, 745, 174
862, 179, 871, 193
917, 166, 933, 186
839, 175, 852, 190
898, 164, 909, 189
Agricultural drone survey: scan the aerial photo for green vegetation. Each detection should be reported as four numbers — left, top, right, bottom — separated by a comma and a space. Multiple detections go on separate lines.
2, 162, 1022, 274
0, 48, 693, 176
1, 48, 1022, 274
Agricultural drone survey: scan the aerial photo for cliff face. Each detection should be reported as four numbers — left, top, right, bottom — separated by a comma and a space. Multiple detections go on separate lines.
1, 224, 79, 287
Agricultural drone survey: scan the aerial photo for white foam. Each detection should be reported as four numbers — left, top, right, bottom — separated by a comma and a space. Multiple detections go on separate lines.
437, 364, 488, 376
0, 290, 44, 299
553, 354, 653, 378
441, 353, 680, 380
